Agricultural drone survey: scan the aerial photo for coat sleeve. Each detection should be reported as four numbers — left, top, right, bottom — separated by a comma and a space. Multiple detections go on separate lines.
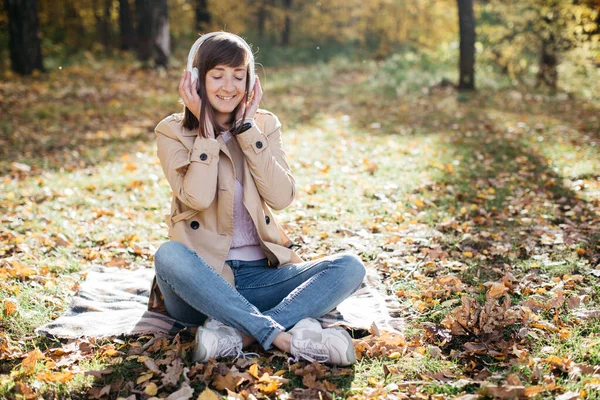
235, 112, 296, 210
155, 117, 220, 211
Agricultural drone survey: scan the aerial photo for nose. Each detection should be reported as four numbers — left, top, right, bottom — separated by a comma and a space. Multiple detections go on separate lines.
221, 77, 235, 92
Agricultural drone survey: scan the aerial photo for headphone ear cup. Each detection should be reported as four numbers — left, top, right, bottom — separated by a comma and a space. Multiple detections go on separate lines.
191, 68, 199, 89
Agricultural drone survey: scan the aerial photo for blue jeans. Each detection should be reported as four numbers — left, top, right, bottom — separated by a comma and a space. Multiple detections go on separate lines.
153, 241, 366, 350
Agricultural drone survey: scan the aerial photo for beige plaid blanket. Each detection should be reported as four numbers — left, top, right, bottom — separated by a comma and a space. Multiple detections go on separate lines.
37, 265, 403, 339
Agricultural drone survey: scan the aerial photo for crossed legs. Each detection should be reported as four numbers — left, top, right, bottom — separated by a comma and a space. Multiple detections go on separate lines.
153, 241, 366, 350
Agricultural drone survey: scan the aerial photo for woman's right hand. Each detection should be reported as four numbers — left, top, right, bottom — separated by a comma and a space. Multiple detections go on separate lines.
179, 70, 201, 120
179, 70, 214, 138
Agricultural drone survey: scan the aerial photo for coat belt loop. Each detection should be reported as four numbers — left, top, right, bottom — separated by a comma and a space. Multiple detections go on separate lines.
170, 209, 200, 226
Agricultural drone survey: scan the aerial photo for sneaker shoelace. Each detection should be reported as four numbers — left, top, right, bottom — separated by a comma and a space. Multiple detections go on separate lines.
216, 335, 243, 358
215, 336, 258, 360
290, 340, 330, 363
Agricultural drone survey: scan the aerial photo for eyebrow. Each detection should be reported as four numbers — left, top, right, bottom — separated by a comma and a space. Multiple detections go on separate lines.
213, 67, 246, 72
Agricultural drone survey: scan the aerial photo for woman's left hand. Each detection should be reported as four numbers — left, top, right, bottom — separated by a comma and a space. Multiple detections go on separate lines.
242, 76, 262, 122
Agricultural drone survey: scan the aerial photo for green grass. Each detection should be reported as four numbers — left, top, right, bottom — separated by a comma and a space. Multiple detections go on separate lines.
1, 49, 599, 398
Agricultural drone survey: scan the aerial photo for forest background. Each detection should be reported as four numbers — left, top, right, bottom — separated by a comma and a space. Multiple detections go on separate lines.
1, 0, 600, 399
2, 0, 600, 95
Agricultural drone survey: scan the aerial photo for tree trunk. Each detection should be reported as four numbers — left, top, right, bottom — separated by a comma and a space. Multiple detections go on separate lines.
194, 0, 210, 32
102, 0, 112, 52
281, 0, 292, 46
119, 0, 134, 50
153, 0, 170, 67
92, 0, 103, 44
257, 0, 266, 40
64, 0, 85, 53
135, 0, 153, 64
457, 0, 476, 90
135, 0, 169, 67
536, 37, 558, 89
92, 0, 112, 50
5, 0, 44, 75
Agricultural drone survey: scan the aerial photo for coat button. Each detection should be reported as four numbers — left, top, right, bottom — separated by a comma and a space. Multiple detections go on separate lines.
255, 141, 263, 149
199, 153, 208, 161
190, 221, 199, 230
265, 215, 270, 225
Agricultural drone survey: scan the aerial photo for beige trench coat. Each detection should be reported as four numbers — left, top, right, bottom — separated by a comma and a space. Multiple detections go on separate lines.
147, 109, 302, 313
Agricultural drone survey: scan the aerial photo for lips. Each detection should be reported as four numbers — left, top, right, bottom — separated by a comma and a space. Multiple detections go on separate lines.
217, 95, 236, 101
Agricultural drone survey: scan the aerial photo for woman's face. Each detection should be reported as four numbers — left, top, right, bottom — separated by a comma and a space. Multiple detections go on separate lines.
205, 64, 247, 117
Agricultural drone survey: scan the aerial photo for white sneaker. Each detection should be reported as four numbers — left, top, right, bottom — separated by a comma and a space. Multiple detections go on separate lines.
290, 317, 323, 332
289, 318, 356, 366
192, 318, 243, 363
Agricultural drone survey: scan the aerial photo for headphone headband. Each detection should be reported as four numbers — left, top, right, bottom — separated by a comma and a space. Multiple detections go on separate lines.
186, 32, 255, 93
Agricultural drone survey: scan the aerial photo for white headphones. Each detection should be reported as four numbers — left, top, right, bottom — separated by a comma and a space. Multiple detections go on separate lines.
186, 32, 255, 94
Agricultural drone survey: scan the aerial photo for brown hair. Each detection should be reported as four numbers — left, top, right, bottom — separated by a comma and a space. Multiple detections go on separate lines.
182, 33, 251, 137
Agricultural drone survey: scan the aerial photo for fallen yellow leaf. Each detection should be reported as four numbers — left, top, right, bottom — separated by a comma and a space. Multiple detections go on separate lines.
22, 349, 45, 373
560, 328, 571, 340
100, 346, 120, 357
532, 321, 558, 332
249, 363, 260, 379
136, 372, 153, 384
36, 370, 74, 383
367, 377, 379, 386
523, 386, 544, 396
486, 282, 508, 300
11, 262, 37, 278
144, 382, 158, 396
197, 388, 220, 400
4, 299, 17, 316
257, 380, 279, 394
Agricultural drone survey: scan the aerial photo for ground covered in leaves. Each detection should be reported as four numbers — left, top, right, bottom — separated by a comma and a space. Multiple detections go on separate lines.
1, 52, 599, 399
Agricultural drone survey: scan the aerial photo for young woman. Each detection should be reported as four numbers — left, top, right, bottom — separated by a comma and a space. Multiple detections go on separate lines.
149, 32, 366, 366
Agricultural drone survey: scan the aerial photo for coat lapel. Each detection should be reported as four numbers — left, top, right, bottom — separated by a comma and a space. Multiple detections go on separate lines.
217, 134, 233, 162
222, 135, 245, 183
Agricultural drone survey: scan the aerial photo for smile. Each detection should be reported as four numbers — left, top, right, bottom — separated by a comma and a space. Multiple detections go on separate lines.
217, 95, 236, 101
